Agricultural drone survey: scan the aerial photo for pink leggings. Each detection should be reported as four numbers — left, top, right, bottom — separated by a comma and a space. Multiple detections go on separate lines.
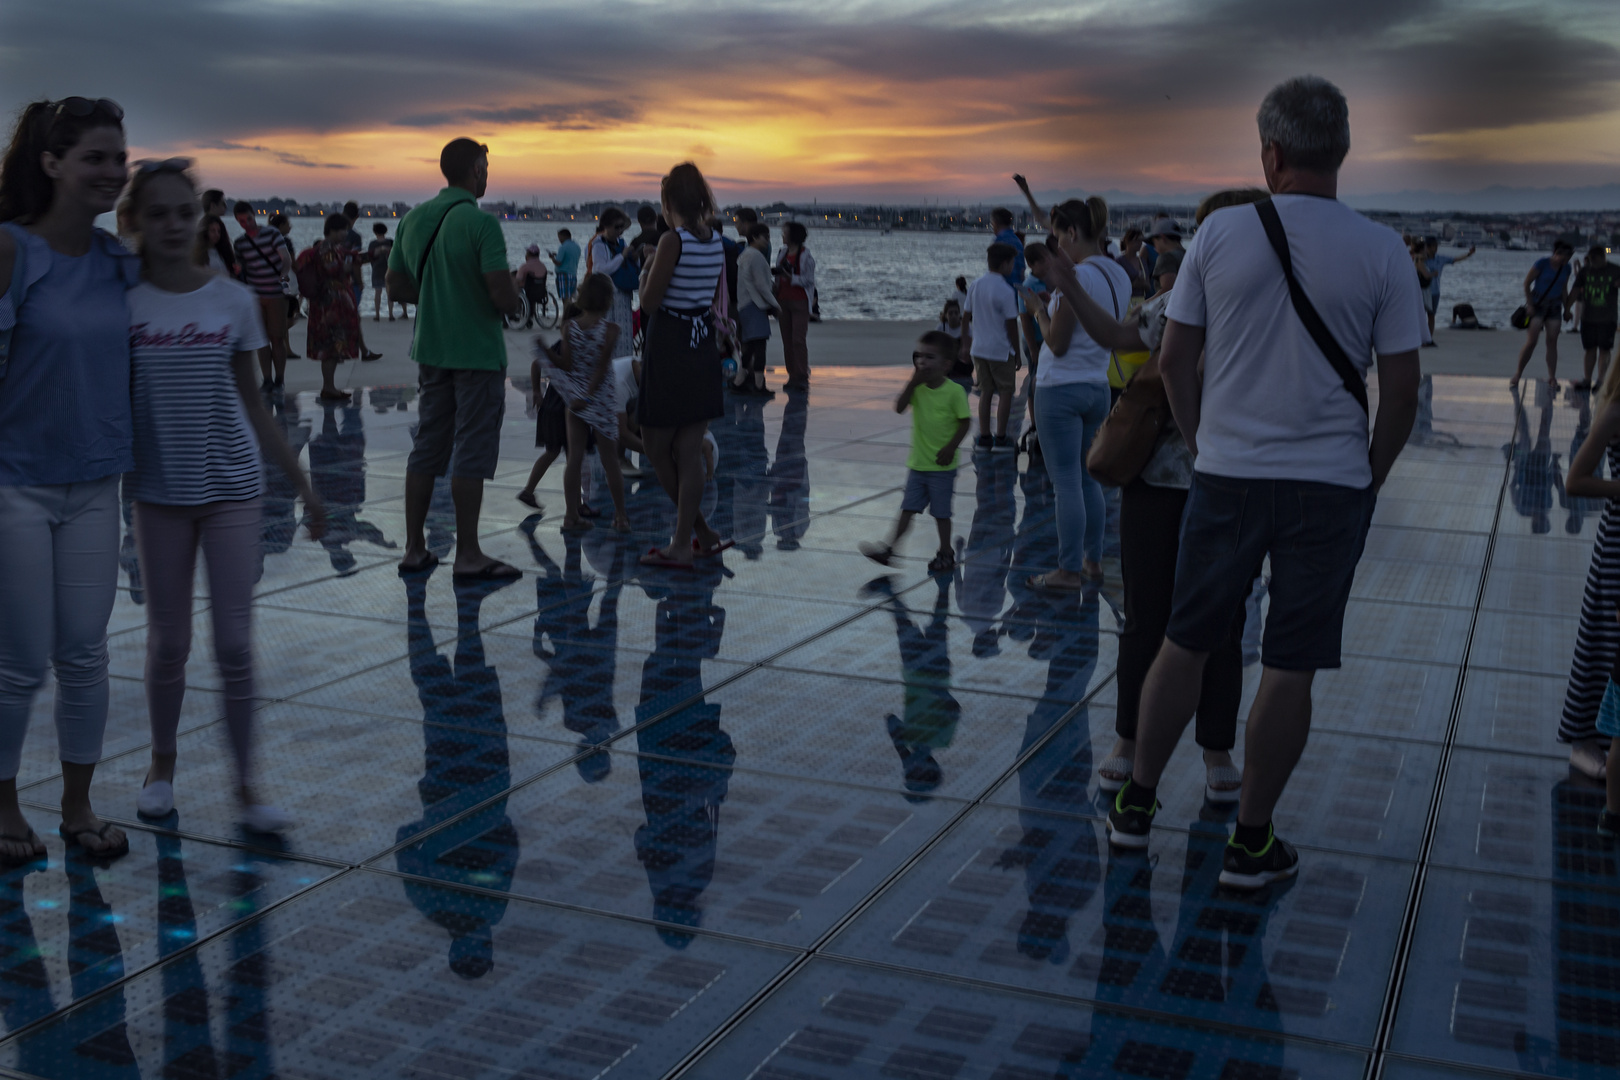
134, 498, 261, 782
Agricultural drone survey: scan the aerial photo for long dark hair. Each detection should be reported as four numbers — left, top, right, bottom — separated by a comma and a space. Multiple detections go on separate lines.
0, 99, 125, 224
196, 214, 237, 272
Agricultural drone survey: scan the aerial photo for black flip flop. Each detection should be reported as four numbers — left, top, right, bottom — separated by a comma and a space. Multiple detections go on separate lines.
58, 821, 130, 860
397, 551, 440, 577
0, 830, 44, 866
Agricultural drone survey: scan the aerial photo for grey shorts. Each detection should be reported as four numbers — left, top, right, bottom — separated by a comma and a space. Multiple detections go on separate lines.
901, 468, 956, 519
409, 365, 507, 480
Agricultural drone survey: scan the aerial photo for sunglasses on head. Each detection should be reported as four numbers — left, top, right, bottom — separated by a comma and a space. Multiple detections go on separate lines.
133, 157, 192, 176
53, 97, 124, 123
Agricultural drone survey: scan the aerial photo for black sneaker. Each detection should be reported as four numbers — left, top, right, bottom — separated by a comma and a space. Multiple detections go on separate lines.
1600, 809, 1619, 838
976, 434, 994, 452
1106, 781, 1157, 849
992, 434, 1015, 454
1219, 825, 1300, 890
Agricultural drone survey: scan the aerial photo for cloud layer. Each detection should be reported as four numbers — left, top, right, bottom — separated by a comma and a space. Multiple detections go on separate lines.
2, 0, 1615, 202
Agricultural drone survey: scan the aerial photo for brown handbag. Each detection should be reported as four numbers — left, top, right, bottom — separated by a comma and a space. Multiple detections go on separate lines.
1086, 353, 1169, 487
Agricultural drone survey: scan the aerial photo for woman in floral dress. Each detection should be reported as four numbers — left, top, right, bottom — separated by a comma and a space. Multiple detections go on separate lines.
296, 214, 361, 400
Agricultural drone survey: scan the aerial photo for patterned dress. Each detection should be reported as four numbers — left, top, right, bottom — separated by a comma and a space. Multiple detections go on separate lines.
297, 243, 361, 361
1561, 441, 1620, 742
540, 318, 618, 442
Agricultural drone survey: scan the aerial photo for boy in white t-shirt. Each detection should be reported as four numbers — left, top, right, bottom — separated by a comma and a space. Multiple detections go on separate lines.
962, 244, 1021, 452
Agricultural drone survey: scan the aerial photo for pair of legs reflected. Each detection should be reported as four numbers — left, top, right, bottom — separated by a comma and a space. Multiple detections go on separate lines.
641, 422, 720, 566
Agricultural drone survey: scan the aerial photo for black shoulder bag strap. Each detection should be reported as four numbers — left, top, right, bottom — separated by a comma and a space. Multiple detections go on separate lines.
1255, 199, 1369, 415
414, 201, 460, 286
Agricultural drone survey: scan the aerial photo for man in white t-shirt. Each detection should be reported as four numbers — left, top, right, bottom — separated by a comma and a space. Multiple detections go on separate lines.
1040, 75, 1422, 889
962, 244, 1022, 452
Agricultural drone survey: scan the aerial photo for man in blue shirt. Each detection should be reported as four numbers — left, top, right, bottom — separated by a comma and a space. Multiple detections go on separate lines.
1420, 237, 1474, 340
990, 207, 1025, 286
551, 230, 580, 300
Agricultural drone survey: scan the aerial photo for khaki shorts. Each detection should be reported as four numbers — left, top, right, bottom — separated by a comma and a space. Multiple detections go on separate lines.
973, 355, 1016, 395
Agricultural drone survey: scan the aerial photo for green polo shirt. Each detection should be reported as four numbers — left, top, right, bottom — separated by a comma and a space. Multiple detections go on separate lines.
388, 187, 509, 370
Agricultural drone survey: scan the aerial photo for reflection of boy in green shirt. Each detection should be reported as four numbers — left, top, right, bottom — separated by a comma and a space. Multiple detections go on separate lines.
859, 332, 973, 576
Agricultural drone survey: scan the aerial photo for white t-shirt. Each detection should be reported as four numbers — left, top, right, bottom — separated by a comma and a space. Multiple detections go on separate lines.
963, 271, 1019, 362
1037, 256, 1132, 389
128, 276, 269, 505
935, 320, 963, 340
1166, 195, 1425, 488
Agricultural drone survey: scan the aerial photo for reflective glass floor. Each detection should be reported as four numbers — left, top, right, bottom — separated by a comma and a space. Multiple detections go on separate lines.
5, 371, 1616, 1079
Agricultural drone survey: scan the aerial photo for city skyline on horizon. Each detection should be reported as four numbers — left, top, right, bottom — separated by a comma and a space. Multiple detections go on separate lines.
4, 0, 1617, 213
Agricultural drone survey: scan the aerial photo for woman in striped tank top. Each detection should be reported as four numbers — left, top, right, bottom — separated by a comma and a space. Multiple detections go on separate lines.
636, 163, 732, 568
121, 163, 326, 832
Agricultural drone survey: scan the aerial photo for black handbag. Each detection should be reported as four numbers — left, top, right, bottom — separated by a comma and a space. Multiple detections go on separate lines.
1510, 262, 1566, 330
1255, 199, 1367, 414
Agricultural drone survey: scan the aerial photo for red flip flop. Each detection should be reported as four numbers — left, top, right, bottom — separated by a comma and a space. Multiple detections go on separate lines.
640, 546, 696, 570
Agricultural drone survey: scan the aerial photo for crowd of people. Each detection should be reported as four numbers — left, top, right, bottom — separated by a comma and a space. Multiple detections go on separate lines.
1, 70, 1612, 896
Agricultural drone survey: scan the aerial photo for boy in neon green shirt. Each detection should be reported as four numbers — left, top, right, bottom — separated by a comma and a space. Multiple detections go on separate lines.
860, 332, 972, 574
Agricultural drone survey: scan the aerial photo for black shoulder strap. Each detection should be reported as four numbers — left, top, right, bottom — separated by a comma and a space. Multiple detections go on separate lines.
414, 202, 459, 285
1255, 199, 1369, 415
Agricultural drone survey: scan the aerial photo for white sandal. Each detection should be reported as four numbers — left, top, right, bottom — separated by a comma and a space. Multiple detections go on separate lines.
1097, 756, 1132, 793
1570, 742, 1608, 781
136, 780, 174, 818
1205, 764, 1243, 803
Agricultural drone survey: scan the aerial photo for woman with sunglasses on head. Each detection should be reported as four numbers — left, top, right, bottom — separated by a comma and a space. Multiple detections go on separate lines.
121, 160, 325, 832
0, 97, 137, 860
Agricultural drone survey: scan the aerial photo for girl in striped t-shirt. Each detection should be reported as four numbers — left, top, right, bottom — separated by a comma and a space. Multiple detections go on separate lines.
121, 162, 326, 833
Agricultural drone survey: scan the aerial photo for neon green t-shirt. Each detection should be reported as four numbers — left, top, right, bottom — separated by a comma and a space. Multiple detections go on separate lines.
907, 379, 971, 471
388, 187, 510, 370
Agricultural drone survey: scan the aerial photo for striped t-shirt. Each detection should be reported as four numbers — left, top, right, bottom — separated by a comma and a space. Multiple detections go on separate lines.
233, 226, 286, 297
128, 276, 269, 505
663, 227, 724, 310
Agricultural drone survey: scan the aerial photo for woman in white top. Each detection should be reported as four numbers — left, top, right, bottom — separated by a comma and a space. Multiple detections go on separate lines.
120, 161, 326, 832
636, 163, 730, 569
587, 207, 635, 359
733, 222, 779, 395
1020, 197, 1131, 591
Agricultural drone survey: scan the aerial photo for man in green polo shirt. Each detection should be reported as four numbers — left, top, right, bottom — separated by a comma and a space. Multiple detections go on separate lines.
387, 137, 522, 579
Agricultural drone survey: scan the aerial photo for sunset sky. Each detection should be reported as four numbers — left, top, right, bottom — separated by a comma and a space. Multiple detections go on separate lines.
3, 0, 1617, 207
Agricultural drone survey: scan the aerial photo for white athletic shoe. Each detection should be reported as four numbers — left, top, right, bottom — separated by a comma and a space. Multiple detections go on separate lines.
136, 780, 174, 818
241, 804, 293, 833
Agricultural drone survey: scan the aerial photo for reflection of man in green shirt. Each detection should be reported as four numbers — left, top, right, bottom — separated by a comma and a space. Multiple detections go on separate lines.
387, 138, 523, 579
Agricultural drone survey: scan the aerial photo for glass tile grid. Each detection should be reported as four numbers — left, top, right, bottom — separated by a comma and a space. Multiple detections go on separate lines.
4, 373, 1614, 1080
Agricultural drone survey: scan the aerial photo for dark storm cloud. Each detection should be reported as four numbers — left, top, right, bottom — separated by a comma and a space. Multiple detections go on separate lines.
195, 140, 353, 169
1, 0, 1614, 154
393, 101, 640, 130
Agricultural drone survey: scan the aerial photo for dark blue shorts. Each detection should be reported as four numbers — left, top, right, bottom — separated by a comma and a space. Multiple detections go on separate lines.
1166, 473, 1375, 671
901, 468, 956, 519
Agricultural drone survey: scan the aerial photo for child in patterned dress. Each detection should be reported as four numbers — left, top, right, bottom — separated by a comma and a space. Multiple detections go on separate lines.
538, 273, 630, 532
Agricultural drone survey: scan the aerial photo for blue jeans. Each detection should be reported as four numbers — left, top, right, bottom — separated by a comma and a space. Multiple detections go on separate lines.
1034, 380, 1110, 572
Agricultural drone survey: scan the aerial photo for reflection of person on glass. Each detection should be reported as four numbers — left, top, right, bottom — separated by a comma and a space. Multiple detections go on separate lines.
525, 523, 624, 773
710, 386, 770, 560
960, 453, 1018, 656
768, 385, 810, 549
997, 586, 1102, 962
1563, 389, 1605, 534
862, 574, 959, 799
633, 573, 734, 948
396, 575, 519, 978
257, 392, 310, 576
307, 398, 397, 574
1505, 385, 1560, 534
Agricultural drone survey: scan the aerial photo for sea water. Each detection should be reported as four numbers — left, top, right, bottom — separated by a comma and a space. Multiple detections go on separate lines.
266, 218, 1554, 329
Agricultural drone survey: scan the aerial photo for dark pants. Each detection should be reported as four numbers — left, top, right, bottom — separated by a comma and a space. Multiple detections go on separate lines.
1115, 479, 1245, 750
778, 296, 811, 386
741, 337, 767, 374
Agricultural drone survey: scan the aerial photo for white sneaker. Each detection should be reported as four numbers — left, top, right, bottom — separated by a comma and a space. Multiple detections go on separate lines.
1570, 742, 1608, 781
241, 804, 293, 833
1205, 764, 1243, 804
136, 780, 174, 818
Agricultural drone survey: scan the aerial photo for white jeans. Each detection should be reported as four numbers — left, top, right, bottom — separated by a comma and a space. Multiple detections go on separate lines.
0, 476, 120, 780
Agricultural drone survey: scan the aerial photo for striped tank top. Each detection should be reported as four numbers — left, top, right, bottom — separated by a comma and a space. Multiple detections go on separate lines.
663, 227, 724, 311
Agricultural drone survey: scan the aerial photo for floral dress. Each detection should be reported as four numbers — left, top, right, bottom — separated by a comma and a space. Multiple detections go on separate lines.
297, 243, 361, 361
539, 318, 618, 442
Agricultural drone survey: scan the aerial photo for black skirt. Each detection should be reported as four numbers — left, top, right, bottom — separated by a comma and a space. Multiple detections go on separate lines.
638, 306, 724, 429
